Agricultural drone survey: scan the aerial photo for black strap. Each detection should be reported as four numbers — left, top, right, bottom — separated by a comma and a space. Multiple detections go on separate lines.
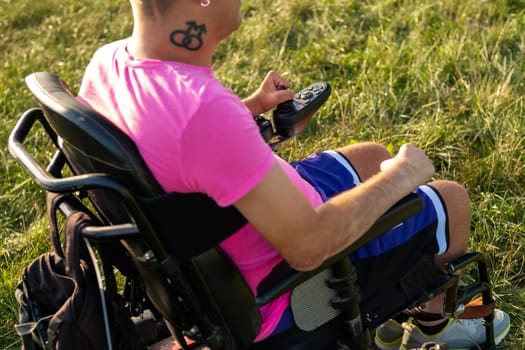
45, 192, 86, 282
257, 260, 295, 296
405, 296, 496, 321
46, 192, 67, 258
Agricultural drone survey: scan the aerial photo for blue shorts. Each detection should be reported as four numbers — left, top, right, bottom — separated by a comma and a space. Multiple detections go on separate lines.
270, 150, 450, 334
290, 150, 449, 259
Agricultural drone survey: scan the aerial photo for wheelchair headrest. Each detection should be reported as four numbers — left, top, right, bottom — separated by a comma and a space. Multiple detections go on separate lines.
25, 71, 164, 196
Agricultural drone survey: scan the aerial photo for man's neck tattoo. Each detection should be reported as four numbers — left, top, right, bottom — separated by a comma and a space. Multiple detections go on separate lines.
169, 20, 207, 51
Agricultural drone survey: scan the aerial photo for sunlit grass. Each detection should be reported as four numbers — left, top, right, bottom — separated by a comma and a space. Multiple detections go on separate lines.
1, 0, 524, 348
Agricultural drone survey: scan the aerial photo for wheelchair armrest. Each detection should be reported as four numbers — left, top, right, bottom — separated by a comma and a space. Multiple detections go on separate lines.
8, 108, 178, 270
255, 193, 423, 306
9, 108, 129, 195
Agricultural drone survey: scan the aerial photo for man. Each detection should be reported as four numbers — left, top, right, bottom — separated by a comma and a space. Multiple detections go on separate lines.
77, 1, 510, 348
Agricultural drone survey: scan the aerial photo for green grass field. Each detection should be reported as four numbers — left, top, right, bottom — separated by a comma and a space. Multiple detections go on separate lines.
1, 0, 524, 348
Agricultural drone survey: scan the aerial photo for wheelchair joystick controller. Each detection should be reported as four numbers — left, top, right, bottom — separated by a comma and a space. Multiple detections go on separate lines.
272, 81, 331, 138
256, 81, 331, 150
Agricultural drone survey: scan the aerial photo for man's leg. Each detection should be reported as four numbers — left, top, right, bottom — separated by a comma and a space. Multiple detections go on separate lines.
337, 143, 471, 289
337, 142, 455, 314
337, 142, 471, 316
336, 143, 509, 349
428, 180, 470, 269
416, 179, 470, 318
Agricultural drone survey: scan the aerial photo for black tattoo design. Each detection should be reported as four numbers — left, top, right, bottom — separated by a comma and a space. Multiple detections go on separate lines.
169, 21, 207, 51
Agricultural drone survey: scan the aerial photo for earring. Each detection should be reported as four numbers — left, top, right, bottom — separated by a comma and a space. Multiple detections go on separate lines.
200, 0, 211, 7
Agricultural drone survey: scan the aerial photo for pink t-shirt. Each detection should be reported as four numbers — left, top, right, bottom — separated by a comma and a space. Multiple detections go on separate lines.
77, 39, 323, 341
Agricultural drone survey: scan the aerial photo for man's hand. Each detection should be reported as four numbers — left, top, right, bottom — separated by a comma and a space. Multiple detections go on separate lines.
243, 71, 295, 116
380, 143, 435, 188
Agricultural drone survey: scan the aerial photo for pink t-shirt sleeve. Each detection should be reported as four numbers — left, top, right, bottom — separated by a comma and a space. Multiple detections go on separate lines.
178, 94, 276, 207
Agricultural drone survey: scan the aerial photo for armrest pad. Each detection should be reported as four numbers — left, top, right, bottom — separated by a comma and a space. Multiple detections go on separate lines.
255, 193, 423, 305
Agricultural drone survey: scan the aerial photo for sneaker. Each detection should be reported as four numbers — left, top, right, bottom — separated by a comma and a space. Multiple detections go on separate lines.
400, 309, 511, 350
375, 322, 449, 350
374, 318, 404, 350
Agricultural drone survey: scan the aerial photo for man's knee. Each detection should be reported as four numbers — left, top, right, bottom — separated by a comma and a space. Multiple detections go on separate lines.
429, 180, 471, 221
429, 180, 471, 264
336, 142, 391, 181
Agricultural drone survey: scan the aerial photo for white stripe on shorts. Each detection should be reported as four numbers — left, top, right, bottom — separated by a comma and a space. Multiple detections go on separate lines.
324, 151, 447, 254
324, 150, 362, 185
418, 184, 448, 255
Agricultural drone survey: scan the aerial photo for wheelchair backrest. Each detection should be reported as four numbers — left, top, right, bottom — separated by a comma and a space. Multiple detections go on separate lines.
25, 72, 164, 197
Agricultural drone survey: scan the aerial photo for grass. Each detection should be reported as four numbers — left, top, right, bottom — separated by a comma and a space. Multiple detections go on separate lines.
1, 0, 524, 348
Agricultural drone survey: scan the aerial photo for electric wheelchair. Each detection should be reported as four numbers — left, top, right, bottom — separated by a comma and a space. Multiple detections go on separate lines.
8, 72, 500, 349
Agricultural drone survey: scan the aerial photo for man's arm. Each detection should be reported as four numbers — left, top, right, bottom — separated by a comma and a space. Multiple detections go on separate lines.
234, 143, 434, 271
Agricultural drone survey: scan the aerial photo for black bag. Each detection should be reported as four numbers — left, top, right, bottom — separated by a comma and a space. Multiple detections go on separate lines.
14, 193, 109, 350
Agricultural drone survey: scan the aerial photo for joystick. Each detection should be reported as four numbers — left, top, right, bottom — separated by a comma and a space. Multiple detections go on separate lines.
255, 81, 331, 150
272, 81, 331, 137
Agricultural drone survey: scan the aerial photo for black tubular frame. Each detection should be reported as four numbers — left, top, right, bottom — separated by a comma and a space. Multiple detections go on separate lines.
9, 107, 226, 347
